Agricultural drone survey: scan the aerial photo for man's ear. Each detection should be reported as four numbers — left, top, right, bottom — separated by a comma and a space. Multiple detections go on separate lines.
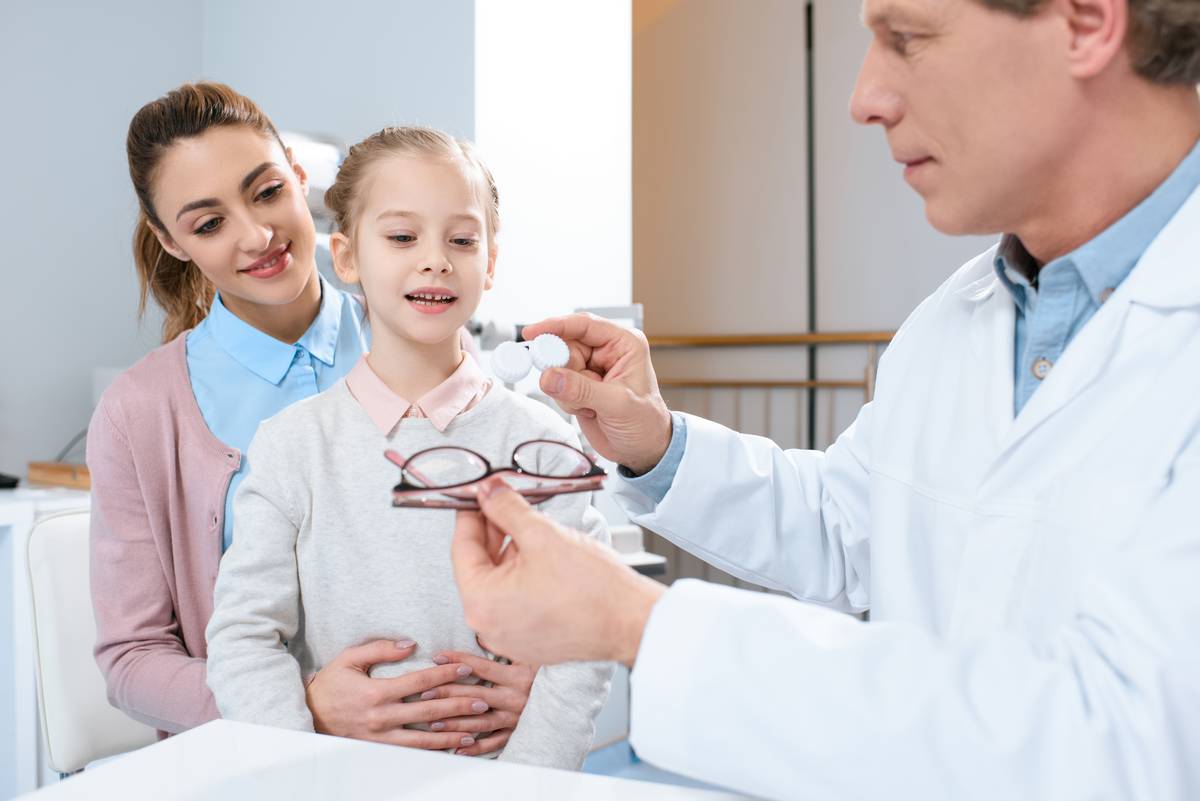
484, 243, 498, 291
1061, 0, 1128, 80
330, 231, 359, 284
286, 146, 310, 197
152, 224, 190, 263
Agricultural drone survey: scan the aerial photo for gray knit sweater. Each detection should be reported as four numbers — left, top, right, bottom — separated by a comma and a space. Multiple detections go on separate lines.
205, 381, 613, 769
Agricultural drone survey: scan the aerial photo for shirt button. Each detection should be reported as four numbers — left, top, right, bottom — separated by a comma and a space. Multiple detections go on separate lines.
1100, 287, 1115, 303
1032, 357, 1053, 380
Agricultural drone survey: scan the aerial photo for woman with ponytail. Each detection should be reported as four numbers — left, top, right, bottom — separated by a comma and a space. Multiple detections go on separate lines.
89, 82, 529, 752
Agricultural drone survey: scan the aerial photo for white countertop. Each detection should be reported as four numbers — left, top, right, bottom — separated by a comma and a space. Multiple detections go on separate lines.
19, 720, 751, 801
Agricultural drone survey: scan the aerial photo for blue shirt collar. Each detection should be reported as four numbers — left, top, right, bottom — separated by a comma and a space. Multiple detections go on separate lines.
208, 275, 344, 385
994, 138, 1200, 305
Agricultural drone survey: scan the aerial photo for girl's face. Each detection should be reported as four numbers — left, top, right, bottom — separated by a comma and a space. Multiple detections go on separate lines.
149, 126, 317, 311
333, 154, 496, 349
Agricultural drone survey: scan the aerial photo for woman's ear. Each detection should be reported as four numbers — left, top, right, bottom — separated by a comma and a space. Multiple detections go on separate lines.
330, 231, 359, 284
484, 243, 498, 291
152, 224, 190, 263
286, 146, 310, 197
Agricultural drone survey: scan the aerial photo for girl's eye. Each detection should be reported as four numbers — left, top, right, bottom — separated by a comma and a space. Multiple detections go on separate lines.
256, 183, 284, 202
389, 234, 416, 244
195, 218, 222, 236
451, 238, 479, 247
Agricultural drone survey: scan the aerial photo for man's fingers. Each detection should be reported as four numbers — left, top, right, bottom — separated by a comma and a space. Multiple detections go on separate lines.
540, 367, 626, 415
337, 638, 417, 671
523, 313, 626, 349
476, 481, 555, 551
452, 510, 497, 584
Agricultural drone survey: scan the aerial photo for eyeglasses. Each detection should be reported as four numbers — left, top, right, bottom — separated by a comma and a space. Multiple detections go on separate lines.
385, 439, 606, 510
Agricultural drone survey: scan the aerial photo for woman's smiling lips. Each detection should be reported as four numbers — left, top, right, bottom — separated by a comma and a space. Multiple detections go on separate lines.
239, 243, 291, 279
405, 286, 459, 315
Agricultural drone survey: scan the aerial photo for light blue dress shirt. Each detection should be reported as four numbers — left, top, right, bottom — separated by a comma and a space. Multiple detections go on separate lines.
996, 140, 1200, 415
629, 139, 1200, 503
187, 276, 369, 550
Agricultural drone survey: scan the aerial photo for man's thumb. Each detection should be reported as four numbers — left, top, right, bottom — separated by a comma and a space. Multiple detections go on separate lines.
542, 368, 615, 410
476, 479, 550, 550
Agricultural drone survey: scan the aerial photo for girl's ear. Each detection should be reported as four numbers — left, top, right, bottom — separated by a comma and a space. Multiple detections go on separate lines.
286, 147, 310, 197
330, 231, 359, 284
152, 224, 190, 263
484, 243, 498, 291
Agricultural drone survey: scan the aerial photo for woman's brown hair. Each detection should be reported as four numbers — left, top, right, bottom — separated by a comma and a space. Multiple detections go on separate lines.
127, 82, 286, 342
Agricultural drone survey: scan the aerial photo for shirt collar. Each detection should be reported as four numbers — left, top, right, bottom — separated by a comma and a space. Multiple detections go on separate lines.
994, 139, 1200, 307
346, 351, 490, 435
208, 275, 343, 385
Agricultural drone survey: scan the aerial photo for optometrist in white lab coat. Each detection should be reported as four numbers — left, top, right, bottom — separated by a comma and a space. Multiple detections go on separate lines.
449, 2, 1200, 800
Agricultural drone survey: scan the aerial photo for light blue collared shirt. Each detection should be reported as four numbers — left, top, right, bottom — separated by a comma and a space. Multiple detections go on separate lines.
629, 140, 1200, 502
187, 276, 369, 550
996, 140, 1200, 415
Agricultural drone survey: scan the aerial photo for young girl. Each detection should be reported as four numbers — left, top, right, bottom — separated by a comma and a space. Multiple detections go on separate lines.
204, 127, 613, 768
92, 84, 519, 750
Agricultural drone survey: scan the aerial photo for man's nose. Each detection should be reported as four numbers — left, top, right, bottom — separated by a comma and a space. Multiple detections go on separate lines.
849, 44, 903, 128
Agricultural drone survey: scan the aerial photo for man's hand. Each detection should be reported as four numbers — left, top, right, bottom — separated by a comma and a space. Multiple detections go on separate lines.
451, 479, 666, 668
523, 314, 672, 474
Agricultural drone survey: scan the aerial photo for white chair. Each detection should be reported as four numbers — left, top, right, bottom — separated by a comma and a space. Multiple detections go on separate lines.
26, 509, 157, 775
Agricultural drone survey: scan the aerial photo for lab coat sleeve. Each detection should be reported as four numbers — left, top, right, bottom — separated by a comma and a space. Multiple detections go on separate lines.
88, 398, 220, 733
629, 440, 1200, 801
500, 435, 615, 769
614, 405, 874, 612
204, 427, 313, 731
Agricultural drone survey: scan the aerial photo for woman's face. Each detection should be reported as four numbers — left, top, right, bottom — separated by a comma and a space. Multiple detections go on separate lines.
150, 126, 317, 311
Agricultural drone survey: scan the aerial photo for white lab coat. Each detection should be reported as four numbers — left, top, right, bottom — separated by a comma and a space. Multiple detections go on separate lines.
614, 186, 1200, 800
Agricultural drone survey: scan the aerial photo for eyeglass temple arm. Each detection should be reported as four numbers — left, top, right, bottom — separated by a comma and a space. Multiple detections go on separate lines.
384, 450, 442, 491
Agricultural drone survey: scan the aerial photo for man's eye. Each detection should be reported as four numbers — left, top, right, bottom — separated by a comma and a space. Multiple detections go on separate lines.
891, 31, 916, 54
195, 218, 221, 236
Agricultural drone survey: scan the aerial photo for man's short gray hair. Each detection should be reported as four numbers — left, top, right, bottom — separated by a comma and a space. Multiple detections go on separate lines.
977, 0, 1200, 85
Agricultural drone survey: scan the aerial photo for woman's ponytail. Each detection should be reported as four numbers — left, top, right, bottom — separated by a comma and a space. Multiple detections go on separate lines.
133, 213, 213, 343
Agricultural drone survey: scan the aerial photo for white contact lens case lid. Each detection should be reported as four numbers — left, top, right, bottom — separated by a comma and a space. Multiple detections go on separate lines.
491, 341, 534, 384
529, 334, 569, 370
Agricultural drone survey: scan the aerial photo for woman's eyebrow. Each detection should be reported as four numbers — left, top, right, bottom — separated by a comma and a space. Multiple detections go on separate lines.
175, 162, 279, 221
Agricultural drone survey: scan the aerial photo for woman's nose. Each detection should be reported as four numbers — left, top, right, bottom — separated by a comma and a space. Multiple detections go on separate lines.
239, 218, 273, 253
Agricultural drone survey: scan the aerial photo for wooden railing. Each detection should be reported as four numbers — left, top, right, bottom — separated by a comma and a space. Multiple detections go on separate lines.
640, 331, 896, 591
648, 331, 894, 404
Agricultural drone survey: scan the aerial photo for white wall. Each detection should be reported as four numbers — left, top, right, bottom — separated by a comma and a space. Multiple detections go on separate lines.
812, 0, 997, 444
0, 3, 199, 479
201, 0, 475, 145
0, 5, 204, 797
473, 0, 632, 326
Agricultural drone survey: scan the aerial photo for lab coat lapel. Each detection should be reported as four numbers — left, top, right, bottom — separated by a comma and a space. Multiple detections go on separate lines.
964, 274, 1016, 458
991, 182, 1200, 459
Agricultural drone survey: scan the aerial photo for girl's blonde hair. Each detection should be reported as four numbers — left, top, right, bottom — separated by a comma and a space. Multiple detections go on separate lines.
324, 126, 500, 241
127, 82, 288, 342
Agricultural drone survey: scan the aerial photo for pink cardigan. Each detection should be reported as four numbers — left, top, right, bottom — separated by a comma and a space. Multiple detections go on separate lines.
88, 333, 235, 735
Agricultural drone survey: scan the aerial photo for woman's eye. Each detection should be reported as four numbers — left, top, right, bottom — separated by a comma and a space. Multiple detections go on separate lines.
389, 234, 416, 244
195, 218, 222, 236
256, 183, 284, 202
